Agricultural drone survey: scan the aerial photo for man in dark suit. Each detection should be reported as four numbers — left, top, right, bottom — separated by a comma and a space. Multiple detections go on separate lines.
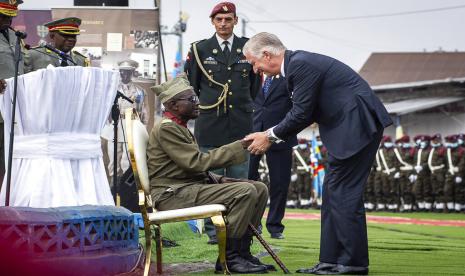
249, 75, 297, 240
184, 2, 261, 245
243, 32, 392, 275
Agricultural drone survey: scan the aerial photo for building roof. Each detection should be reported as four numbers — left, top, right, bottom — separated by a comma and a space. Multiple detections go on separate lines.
383, 96, 465, 115
359, 52, 465, 86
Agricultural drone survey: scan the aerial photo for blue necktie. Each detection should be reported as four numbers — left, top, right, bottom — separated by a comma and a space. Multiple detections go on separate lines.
262, 76, 273, 96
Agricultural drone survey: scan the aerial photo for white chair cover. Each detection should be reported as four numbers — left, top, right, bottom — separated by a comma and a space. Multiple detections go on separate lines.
0, 67, 118, 207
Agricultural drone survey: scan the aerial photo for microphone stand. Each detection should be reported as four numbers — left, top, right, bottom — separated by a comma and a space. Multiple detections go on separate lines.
112, 91, 133, 206
5, 29, 27, 206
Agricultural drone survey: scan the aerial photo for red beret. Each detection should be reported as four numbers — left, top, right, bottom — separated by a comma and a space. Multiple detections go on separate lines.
298, 138, 308, 144
210, 2, 236, 18
382, 135, 392, 143
445, 135, 457, 143
395, 135, 410, 143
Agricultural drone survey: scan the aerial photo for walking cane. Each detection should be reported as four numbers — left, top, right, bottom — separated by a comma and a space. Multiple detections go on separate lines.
248, 224, 291, 274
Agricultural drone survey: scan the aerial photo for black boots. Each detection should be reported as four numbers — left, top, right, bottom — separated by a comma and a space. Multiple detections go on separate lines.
215, 238, 268, 274
239, 235, 276, 271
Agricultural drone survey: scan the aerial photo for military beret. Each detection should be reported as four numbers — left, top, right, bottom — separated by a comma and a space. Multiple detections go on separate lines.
445, 135, 457, 143
210, 2, 236, 18
431, 133, 442, 140
395, 135, 410, 143
382, 135, 392, 143
118, 60, 139, 70
298, 138, 308, 144
0, 0, 23, 17
44, 17, 81, 35
151, 73, 193, 104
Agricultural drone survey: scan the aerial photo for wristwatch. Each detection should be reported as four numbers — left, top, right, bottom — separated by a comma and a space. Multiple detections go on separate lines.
266, 129, 278, 143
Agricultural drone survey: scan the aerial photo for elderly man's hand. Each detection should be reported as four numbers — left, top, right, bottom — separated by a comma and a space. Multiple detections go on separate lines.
243, 131, 271, 155
0, 79, 6, 94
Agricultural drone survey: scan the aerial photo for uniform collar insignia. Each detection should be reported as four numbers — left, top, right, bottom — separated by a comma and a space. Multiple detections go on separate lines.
212, 48, 218, 55
236, 48, 241, 53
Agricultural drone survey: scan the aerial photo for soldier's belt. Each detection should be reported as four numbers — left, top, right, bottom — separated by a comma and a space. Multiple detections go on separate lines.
400, 166, 414, 171
192, 42, 229, 115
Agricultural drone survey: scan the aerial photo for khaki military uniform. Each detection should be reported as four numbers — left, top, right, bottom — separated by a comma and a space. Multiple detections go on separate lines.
456, 146, 465, 211
293, 145, 312, 207
0, 28, 25, 177
428, 146, 446, 210
413, 147, 432, 210
394, 147, 415, 211
364, 156, 379, 211
147, 118, 268, 238
25, 47, 89, 72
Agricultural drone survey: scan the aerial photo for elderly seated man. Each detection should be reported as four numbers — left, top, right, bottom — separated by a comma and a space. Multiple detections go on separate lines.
148, 74, 273, 274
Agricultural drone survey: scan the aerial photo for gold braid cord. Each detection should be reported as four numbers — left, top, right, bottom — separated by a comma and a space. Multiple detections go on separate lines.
192, 43, 229, 115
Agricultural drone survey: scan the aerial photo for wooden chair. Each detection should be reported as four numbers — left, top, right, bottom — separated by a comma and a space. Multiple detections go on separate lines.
125, 108, 230, 275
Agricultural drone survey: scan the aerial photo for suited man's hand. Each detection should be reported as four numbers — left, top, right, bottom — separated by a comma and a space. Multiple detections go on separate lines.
0, 79, 6, 94
244, 132, 271, 155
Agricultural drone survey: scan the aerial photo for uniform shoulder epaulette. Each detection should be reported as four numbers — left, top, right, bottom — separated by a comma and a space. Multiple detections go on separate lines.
72, 50, 87, 58
161, 118, 173, 124
191, 39, 207, 47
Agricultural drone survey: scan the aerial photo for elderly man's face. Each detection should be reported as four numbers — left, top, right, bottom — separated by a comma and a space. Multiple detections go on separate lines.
0, 14, 13, 31
168, 90, 200, 121
211, 12, 237, 39
244, 51, 280, 76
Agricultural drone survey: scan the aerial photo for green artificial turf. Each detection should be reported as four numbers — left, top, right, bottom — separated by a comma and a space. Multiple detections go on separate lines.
141, 212, 465, 275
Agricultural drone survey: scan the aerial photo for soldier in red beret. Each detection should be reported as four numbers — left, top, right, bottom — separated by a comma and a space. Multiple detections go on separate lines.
413, 135, 433, 211
394, 135, 416, 211
428, 133, 446, 212
443, 135, 465, 212
184, 1, 265, 274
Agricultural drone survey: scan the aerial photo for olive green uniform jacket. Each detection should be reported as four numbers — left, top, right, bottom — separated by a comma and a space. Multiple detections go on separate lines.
147, 118, 268, 237
184, 34, 261, 147
25, 47, 89, 73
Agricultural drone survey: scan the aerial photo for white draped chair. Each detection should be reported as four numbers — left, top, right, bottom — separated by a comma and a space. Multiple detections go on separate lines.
0, 66, 118, 207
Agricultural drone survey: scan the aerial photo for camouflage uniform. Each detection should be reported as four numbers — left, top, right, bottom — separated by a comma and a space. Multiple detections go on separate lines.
394, 135, 415, 211
412, 135, 432, 211
428, 134, 446, 211
444, 135, 465, 212
376, 137, 399, 211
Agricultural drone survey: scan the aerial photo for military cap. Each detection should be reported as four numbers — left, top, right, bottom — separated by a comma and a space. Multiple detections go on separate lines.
0, 0, 23, 17
445, 135, 457, 143
118, 60, 139, 71
44, 17, 81, 35
210, 2, 236, 18
395, 135, 410, 144
381, 135, 392, 143
431, 133, 442, 141
298, 138, 308, 144
151, 73, 193, 104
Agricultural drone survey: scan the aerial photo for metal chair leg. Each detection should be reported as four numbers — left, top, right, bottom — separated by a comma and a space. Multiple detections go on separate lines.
143, 224, 152, 276
154, 225, 163, 274
211, 214, 230, 275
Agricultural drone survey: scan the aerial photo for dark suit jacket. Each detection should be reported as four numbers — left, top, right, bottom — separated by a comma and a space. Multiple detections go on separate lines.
274, 50, 392, 159
184, 34, 261, 147
252, 76, 297, 151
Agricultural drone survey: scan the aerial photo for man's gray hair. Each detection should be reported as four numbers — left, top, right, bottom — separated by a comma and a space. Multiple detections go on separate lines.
243, 32, 286, 58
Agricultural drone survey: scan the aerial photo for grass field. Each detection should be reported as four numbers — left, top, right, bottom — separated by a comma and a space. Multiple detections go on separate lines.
143, 211, 465, 275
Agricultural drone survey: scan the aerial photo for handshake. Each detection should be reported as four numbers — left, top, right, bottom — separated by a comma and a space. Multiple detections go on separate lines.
239, 131, 274, 155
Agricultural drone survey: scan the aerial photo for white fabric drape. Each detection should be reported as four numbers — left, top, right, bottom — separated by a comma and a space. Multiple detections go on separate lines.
0, 67, 118, 207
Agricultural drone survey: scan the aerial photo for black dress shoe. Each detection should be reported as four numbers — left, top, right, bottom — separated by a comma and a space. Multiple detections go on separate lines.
270, 232, 284, 239
207, 236, 218, 245
296, 262, 336, 274
315, 265, 368, 275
